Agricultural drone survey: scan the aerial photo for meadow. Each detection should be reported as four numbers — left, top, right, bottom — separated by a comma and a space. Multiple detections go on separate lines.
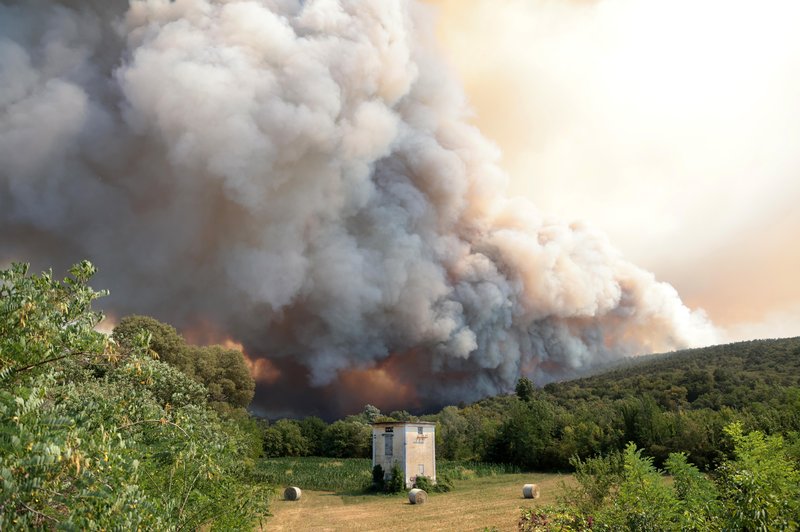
256, 457, 520, 493
260, 460, 566, 532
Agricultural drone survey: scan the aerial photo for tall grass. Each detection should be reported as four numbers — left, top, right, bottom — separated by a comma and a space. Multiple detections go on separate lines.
256, 457, 372, 492
256, 457, 520, 493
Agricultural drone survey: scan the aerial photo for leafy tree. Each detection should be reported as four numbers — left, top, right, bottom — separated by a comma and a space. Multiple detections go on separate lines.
487, 399, 555, 469
436, 405, 470, 460
362, 404, 381, 423
299, 416, 328, 456
1, 261, 109, 381
263, 419, 309, 457
113, 316, 255, 409
113, 314, 190, 369
190, 344, 255, 408
516, 376, 535, 402
322, 420, 371, 458
384, 410, 417, 422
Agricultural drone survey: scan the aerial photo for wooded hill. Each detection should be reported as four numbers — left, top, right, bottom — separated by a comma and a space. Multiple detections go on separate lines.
543, 337, 800, 410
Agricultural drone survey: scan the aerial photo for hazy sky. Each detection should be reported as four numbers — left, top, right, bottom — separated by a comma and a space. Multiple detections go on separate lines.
430, 0, 800, 340
2, 0, 796, 416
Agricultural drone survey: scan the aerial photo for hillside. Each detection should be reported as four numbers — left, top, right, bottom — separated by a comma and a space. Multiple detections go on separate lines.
423, 337, 800, 471
542, 337, 800, 410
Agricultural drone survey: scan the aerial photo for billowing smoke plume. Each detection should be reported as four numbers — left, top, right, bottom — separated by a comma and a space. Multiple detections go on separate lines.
0, 0, 715, 417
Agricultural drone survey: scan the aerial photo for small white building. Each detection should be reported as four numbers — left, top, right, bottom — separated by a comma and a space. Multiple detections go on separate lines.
372, 421, 436, 488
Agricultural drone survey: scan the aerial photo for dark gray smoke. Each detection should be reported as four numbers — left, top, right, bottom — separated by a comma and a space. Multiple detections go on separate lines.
0, 0, 715, 417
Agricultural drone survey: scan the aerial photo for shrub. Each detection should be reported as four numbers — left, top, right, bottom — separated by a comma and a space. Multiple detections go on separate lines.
518, 505, 593, 532
385, 463, 405, 493
413, 475, 432, 491
371, 464, 385, 491
560, 451, 623, 514
716, 422, 800, 531
596, 443, 677, 531
434, 472, 454, 492
664, 452, 719, 530
414, 473, 453, 493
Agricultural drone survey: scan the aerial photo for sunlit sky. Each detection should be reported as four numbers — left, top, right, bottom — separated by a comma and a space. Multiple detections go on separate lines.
430, 0, 800, 341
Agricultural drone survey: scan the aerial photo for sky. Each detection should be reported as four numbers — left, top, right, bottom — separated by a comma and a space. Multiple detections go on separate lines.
429, 0, 800, 341
2, 0, 798, 417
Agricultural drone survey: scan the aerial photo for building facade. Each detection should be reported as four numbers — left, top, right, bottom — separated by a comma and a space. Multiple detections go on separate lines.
371, 421, 436, 488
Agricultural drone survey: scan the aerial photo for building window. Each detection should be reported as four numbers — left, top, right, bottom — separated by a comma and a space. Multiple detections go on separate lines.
417, 427, 424, 435
384, 434, 393, 456
418, 464, 425, 475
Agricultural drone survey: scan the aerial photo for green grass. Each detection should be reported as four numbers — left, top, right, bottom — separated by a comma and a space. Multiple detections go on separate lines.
256, 457, 521, 493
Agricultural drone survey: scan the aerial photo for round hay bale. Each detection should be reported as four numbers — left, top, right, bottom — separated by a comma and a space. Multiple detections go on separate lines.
522, 483, 540, 499
408, 488, 428, 504
284, 486, 302, 501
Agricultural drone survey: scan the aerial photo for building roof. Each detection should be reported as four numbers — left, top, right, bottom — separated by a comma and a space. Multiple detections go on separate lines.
371, 421, 437, 426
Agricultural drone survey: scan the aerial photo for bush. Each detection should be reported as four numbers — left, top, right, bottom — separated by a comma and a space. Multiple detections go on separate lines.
518, 505, 593, 532
434, 472, 454, 492
554, 423, 799, 531
716, 422, 800, 531
413, 475, 432, 491
596, 443, 678, 530
560, 452, 623, 514
664, 452, 719, 530
413, 473, 453, 493
371, 464, 385, 492
385, 463, 405, 493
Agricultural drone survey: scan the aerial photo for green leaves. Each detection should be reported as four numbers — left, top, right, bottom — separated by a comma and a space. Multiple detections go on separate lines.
550, 424, 799, 531
113, 316, 256, 409
717, 422, 800, 531
1, 262, 268, 529
1, 261, 108, 382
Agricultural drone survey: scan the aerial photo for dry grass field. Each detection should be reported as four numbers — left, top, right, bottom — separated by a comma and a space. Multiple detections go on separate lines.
263, 472, 572, 531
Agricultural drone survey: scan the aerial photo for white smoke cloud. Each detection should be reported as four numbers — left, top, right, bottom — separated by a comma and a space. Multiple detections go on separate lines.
0, 0, 716, 415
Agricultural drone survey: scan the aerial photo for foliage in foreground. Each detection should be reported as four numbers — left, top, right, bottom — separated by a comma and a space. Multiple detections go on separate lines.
520, 423, 800, 531
0, 262, 268, 529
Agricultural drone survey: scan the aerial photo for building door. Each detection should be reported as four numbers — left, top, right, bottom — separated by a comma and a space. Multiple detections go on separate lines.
384, 434, 393, 456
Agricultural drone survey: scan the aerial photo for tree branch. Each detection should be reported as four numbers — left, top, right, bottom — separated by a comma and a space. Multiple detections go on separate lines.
11, 351, 91, 374
117, 419, 190, 438
20, 502, 58, 524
